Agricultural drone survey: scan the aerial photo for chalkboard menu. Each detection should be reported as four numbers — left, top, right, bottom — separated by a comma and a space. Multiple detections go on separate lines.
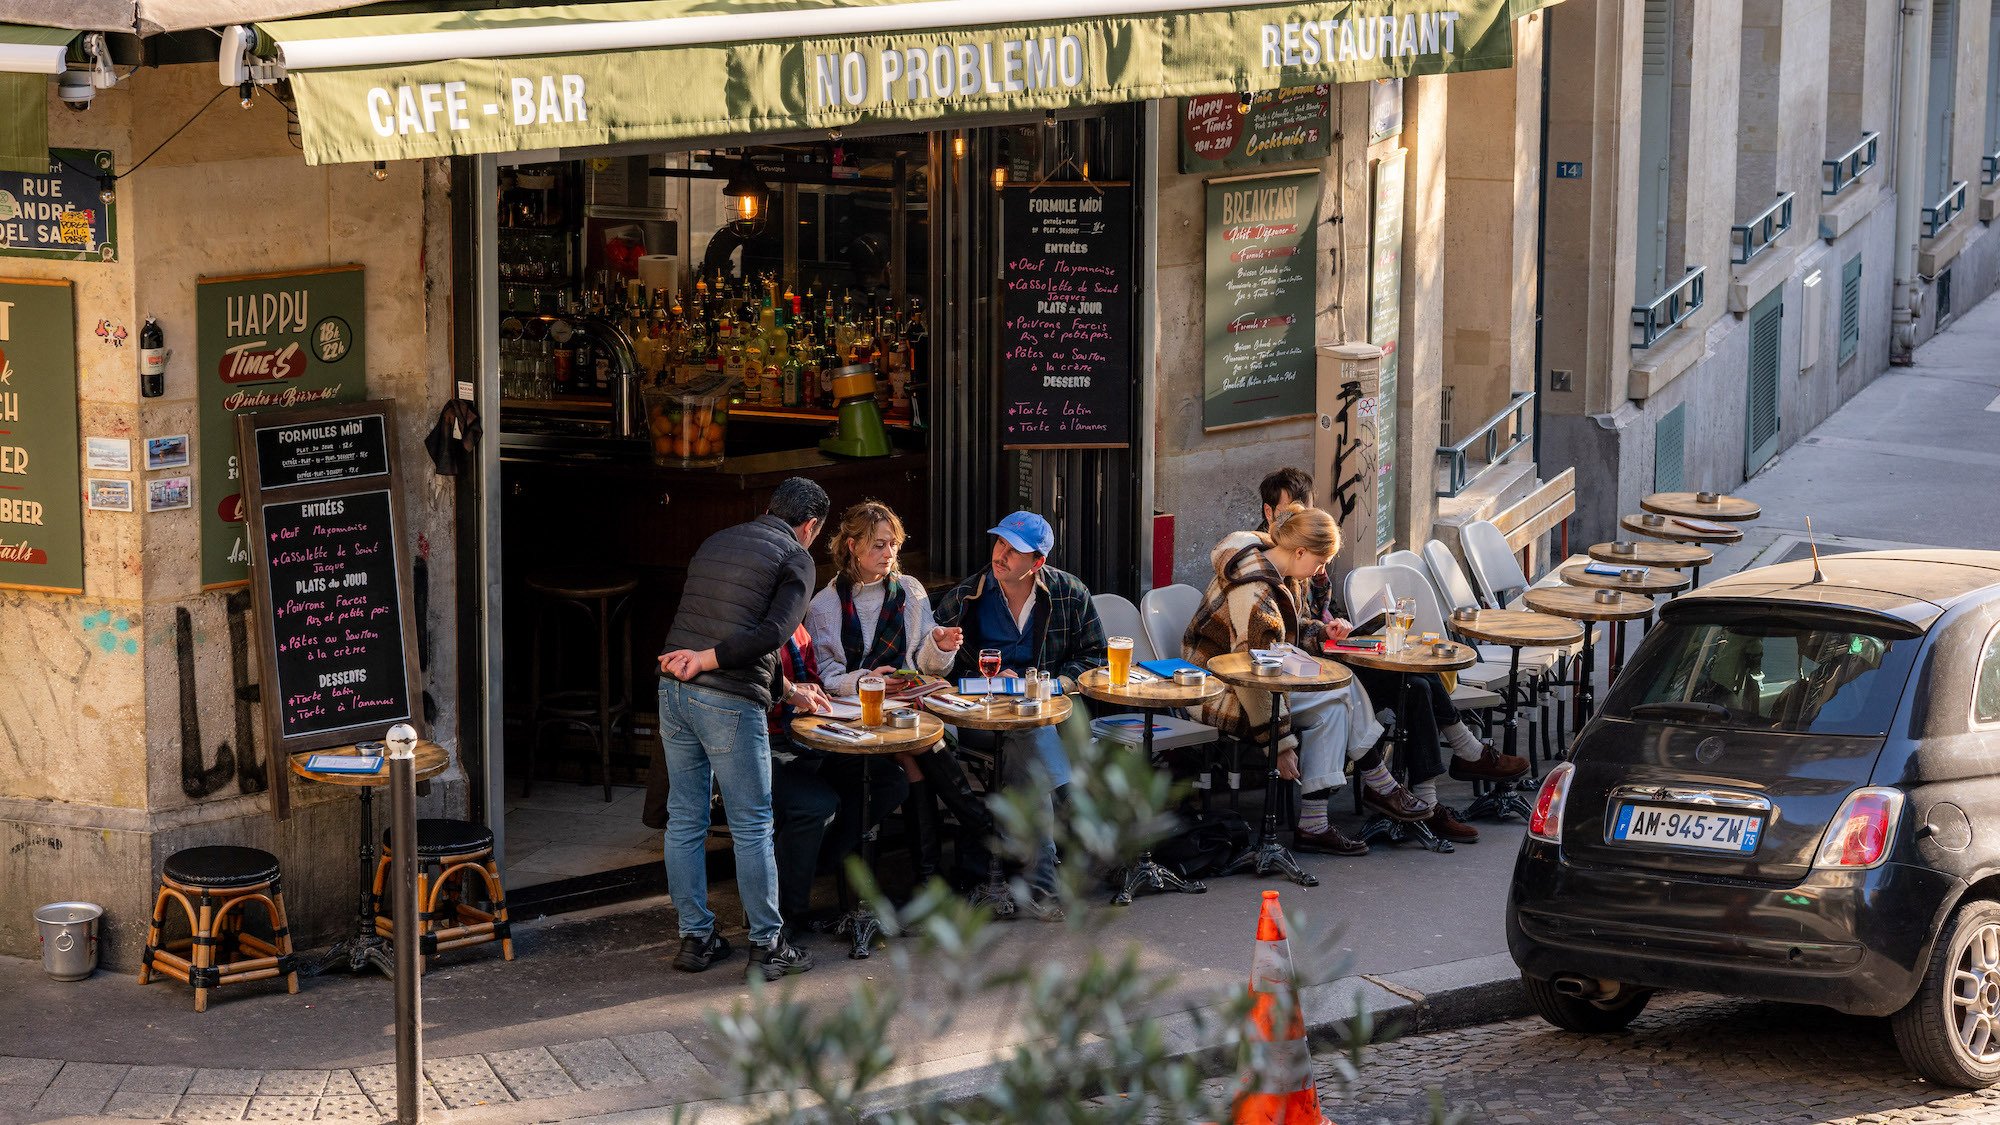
0, 278, 83, 593
999, 184, 1133, 449
238, 400, 420, 816
1203, 170, 1321, 430
1180, 87, 1333, 173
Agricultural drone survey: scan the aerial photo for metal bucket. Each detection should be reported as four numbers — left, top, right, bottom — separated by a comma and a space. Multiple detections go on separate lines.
34, 902, 102, 981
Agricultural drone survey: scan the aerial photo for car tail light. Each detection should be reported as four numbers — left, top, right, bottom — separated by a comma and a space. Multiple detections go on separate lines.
1527, 763, 1574, 843
1814, 787, 1905, 870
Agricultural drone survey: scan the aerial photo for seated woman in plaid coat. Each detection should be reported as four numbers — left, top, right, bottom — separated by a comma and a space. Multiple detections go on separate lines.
1182, 503, 1430, 857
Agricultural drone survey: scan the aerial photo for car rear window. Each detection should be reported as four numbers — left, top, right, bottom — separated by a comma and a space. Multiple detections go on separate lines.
1603, 614, 1921, 736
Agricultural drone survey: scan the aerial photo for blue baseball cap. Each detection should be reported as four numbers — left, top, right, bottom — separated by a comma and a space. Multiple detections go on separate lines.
989, 511, 1055, 556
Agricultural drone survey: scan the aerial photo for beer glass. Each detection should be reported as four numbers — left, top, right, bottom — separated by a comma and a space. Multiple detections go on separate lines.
858, 675, 886, 727
1107, 636, 1135, 687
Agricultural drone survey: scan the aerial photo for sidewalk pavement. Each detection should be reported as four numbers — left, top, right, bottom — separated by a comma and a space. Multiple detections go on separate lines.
8, 292, 2000, 1124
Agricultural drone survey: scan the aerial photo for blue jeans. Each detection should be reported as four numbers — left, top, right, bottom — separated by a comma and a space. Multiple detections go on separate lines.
658, 679, 783, 946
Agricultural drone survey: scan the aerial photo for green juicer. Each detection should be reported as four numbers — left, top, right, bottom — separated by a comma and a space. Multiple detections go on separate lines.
819, 362, 893, 458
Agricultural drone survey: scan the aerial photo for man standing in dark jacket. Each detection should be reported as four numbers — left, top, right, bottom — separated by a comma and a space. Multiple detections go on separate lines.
657, 477, 828, 981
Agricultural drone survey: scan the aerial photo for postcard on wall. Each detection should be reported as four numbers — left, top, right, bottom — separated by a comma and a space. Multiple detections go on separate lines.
86, 478, 133, 512
144, 434, 189, 471
146, 475, 193, 512
85, 436, 131, 471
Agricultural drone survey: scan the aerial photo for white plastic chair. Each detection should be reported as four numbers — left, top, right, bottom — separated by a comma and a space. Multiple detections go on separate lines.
1423, 540, 1482, 614
1462, 520, 1531, 609
1091, 593, 1157, 663
1382, 549, 1433, 592
1140, 583, 1203, 662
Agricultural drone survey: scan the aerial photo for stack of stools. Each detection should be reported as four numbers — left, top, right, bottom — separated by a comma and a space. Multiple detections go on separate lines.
138, 845, 299, 1012
525, 567, 638, 800
372, 818, 513, 972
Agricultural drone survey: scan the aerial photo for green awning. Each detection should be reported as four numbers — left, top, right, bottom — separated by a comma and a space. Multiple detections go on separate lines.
1508, 0, 1562, 18
261, 0, 1521, 165
0, 24, 73, 174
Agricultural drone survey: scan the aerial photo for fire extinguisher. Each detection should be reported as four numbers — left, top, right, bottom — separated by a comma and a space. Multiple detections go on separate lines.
138, 316, 168, 398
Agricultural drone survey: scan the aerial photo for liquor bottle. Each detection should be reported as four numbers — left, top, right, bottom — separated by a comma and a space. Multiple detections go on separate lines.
781, 350, 803, 408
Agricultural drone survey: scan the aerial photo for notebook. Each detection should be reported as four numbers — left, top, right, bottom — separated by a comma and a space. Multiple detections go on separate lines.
1583, 562, 1640, 577
1137, 657, 1204, 677
306, 753, 382, 774
810, 721, 880, 745
1673, 517, 1731, 534
958, 677, 1068, 696
1250, 644, 1321, 677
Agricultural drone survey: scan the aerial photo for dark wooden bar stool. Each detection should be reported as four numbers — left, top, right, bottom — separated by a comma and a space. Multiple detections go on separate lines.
371, 818, 514, 972
525, 567, 638, 800
138, 845, 299, 1012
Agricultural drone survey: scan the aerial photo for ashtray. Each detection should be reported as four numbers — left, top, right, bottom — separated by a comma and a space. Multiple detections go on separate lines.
1640, 512, 1666, 527
1429, 641, 1453, 657
1593, 588, 1622, 605
1696, 490, 1720, 504
1611, 540, 1637, 555
1450, 606, 1478, 623
1014, 698, 1044, 717
354, 740, 385, 753
1252, 658, 1285, 677
1618, 567, 1646, 584
889, 710, 919, 730
1173, 668, 1208, 687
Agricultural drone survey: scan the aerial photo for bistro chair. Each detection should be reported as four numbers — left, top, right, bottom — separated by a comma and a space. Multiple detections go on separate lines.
372, 818, 514, 972
1091, 593, 1158, 662
1461, 520, 1532, 609
138, 846, 299, 1012
1139, 584, 1203, 663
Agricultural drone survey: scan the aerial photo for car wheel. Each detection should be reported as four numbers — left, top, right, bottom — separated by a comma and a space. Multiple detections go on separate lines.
1892, 898, 2000, 1089
1522, 974, 1651, 1033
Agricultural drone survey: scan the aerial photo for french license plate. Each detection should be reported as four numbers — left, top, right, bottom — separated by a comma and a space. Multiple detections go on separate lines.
1612, 802, 1762, 853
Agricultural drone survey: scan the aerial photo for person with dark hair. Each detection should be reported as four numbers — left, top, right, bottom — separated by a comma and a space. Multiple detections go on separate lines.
1253, 467, 1526, 845
933, 511, 1105, 918
657, 475, 829, 982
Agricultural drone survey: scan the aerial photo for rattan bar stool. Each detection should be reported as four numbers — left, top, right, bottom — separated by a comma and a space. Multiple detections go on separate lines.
371, 818, 514, 972
138, 845, 299, 1012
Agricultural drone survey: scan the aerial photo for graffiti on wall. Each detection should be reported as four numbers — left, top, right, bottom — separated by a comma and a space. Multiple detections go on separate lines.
173, 592, 266, 800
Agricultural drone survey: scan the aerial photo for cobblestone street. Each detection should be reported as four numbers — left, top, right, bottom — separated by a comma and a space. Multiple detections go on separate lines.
1318, 993, 2000, 1124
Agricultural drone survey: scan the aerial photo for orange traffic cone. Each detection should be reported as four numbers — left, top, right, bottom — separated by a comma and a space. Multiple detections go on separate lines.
1233, 890, 1328, 1125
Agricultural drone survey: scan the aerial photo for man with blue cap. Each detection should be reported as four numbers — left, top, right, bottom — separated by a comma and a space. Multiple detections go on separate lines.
933, 511, 1106, 919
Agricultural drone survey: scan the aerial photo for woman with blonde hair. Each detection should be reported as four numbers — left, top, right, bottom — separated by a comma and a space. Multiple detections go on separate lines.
1183, 503, 1429, 856
803, 500, 994, 885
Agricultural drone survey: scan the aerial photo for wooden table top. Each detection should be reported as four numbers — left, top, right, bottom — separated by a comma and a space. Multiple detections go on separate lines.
1587, 540, 1714, 568
1620, 512, 1745, 546
790, 713, 945, 755
1640, 491, 1761, 522
920, 691, 1074, 731
1076, 666, 1225, 709
288, 740, 451, 789
1559, 563, 1692, 596
1331, 638, 1476, 674
1205, 650, 1352, 692
1524, 585, 1656, 623
1445, 608, 1585, 647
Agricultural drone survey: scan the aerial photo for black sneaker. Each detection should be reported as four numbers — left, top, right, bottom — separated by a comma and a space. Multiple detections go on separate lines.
747, 938, 814, 982
673, 931, 731, 973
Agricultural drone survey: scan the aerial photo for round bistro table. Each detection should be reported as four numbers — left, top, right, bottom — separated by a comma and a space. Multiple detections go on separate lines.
920, 691, 1072, 918
1558, 563, 1692, 596
1077, 666, 1226, 905
1587, 540, 1715, 569
288, 741, 451, 977
1618, 514, 1742, 588
1639, 491, 1762, 522
1334, 640, 1476, 852
1446, 611, 1584, 821
1522, 586, 1654, 731
1205, 651, 1352, 888
790, 713, 945, 959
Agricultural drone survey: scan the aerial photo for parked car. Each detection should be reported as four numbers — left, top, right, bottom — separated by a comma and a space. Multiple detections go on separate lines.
1508, 549, 2000, 1087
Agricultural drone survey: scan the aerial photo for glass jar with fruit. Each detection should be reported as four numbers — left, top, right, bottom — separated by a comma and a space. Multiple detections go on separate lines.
643, 374, 733, 468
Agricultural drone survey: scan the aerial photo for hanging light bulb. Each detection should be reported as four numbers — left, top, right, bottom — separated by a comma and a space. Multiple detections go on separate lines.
239, 81, 254, 109
721, 162, 768, 224
1043, 110, 1057, 129
371, 161, 388, 181
991, 166, 1007, 189
952, 133, 966, 159
737, 191, 761, 222
97, 174, 115, 203
1237, 90, 1253, 114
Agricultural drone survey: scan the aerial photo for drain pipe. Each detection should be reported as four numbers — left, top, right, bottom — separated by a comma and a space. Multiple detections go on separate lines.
1890, 0, 1931, 365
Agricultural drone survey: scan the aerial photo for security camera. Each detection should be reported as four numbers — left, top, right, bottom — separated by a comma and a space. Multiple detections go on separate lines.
57, 69, 92, 110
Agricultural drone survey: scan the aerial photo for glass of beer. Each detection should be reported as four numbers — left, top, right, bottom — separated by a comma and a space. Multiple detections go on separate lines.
858, 675, 886, 728
1107, 636, 1135, 687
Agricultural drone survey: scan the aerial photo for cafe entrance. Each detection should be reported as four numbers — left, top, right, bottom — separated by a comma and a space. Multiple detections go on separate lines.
457, 107, 1151, 904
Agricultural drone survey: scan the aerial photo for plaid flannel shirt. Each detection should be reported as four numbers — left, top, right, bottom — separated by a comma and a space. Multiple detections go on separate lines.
932, 564, 1105, 684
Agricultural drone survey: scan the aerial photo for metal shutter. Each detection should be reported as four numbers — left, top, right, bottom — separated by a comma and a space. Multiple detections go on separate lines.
1636, 0, 1675, 300
1745, 288, 1783, 475
1838, 255, 1862, 364
1654, 403, 1686, 493
1929, 0, 1959, 204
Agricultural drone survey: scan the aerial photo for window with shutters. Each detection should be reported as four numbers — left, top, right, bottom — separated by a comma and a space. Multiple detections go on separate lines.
1745, 288, 1784, 475
1636, 0, 1677, 304
1654, 404, 1687, 493
1838, 255, 1862, 365
1929, 0, 1960, 206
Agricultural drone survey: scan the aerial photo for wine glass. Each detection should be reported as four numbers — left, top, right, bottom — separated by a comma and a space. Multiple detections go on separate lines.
978, 648, 1002, 706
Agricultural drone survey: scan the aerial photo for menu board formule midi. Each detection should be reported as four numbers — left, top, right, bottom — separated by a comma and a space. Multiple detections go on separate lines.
237, 400, 419, 816
998, 183, 1134, 449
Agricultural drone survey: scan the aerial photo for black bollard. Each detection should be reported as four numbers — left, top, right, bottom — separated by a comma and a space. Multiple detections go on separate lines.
387, 724, 424, 1123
